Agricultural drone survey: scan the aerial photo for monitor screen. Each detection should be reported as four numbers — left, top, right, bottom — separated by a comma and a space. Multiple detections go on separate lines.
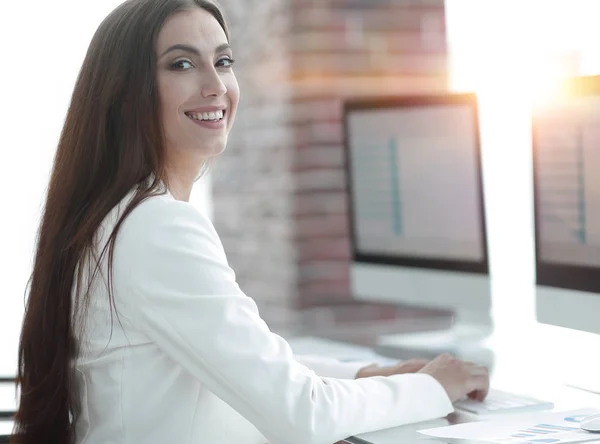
533, 76, 600, 293
344, 94, 487, 274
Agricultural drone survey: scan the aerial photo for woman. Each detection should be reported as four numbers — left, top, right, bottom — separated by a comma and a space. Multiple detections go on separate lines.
14, 0, 489, 443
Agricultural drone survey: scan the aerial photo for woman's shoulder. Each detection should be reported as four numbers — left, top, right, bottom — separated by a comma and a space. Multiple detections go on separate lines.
112, 190, 217, 252
122, 192, 212, 233
110, 189, 229, 282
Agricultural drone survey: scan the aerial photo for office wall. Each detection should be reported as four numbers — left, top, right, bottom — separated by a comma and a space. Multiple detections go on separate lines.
213, 0, 448, 309
211, 0, 298, 312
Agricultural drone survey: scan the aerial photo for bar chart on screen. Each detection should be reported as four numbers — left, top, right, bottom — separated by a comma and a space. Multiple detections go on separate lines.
538, 126, 588, 244
349, 131, 483, 260
536, 107, 600, 267
351, 137, 403, 239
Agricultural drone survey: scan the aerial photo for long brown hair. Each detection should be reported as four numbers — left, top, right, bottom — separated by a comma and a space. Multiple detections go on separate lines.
13, 1, 229, 442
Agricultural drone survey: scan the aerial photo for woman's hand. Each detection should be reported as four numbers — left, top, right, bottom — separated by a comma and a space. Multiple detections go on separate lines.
355, 358, 430, 378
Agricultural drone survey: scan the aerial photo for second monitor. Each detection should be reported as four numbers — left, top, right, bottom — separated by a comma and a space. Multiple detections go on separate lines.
533, 75, 600, 393
343, 93, 492, 357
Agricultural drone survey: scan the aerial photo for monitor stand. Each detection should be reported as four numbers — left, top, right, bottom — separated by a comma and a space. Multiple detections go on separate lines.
373, 309, 495, 368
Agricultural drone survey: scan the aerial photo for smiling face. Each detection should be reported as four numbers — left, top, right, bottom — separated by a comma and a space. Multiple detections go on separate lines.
156, 7, 239, 163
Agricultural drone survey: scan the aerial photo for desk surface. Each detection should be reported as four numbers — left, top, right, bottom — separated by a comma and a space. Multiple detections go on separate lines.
2, 332, 598, 443
347, 389, 600, 444
287, 335, 600, 444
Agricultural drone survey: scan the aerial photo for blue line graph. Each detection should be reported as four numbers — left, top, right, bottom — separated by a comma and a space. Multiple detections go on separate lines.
539, 126, 587, 245
388, 138, 403, 236
576, 132, 586, 244
353, 137, 403, 237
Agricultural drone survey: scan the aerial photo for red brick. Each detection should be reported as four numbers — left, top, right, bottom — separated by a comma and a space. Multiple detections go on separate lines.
291, 7, 347, 32
294, 192, 348, 216
291, 6, 446, 33
297, 237, 351, 262
288, 75, 448, 99
361, 9, 446, 33
295, 169, 346, 192
291, 31, 354, 54
294, 121, 344, 146
293, 0, 444, 9
292, 31, 446, 55
293, 53, 447, 77
290, 99, 342, 124
295, 214, 349, 239
298, 260, 350, 284
297, 279, 351, 300
294, 146, 344, 170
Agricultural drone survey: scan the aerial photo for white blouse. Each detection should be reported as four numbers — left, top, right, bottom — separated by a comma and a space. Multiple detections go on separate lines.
73, 188, 453, 444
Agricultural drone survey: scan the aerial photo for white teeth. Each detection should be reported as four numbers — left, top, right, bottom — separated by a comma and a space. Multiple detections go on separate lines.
187, 110, 224, 121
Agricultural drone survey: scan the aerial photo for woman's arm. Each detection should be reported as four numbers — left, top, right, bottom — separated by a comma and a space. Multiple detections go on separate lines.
113, 196, 453, 444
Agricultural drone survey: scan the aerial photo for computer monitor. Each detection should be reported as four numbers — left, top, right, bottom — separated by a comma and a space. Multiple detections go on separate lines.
343, 93, 491, 331
533, 75, 600, 336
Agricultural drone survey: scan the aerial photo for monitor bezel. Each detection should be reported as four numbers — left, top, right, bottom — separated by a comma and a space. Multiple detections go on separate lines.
343, 93, 489, 275
533, 75, 600, 294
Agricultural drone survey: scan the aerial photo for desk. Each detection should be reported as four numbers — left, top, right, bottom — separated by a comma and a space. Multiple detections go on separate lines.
287, 336, 600, 444
2, 335, 598, 443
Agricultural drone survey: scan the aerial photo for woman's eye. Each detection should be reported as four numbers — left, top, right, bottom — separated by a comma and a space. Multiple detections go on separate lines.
216, 57, 235, 68
171, 60, 194, 70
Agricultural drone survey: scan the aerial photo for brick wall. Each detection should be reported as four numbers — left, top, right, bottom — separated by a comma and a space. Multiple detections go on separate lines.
213, 0, 448, 310
212, 0, 298, 313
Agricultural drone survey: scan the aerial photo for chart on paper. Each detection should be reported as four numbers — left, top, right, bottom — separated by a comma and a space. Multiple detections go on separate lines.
496, 413, 597, 443
419, 409, 600, 444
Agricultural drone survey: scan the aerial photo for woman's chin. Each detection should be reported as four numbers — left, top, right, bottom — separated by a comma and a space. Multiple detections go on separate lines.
190, 140, 227, 158
203, 144, 226, 157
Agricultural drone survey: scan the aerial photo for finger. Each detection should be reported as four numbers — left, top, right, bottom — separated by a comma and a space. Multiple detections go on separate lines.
466, 374, 490, 399
461, 360, 485, 369
390, 361, 426, 375
404, 359, 429, 368
407, 358, 430, 364
469, 365, 489, 377
402, 363, 427, 372
438, 352, 454, 360
468, 389, 489, 402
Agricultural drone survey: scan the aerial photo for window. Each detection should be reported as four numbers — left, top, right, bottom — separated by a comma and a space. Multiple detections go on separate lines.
446, 0, 600, 329
0, 0, 213, 376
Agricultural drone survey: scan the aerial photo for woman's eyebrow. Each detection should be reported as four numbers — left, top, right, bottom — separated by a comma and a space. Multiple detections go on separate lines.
160, 43, 231, 58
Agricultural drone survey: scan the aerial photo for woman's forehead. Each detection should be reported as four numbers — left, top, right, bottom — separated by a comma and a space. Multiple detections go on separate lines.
157, 8, 227, 53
